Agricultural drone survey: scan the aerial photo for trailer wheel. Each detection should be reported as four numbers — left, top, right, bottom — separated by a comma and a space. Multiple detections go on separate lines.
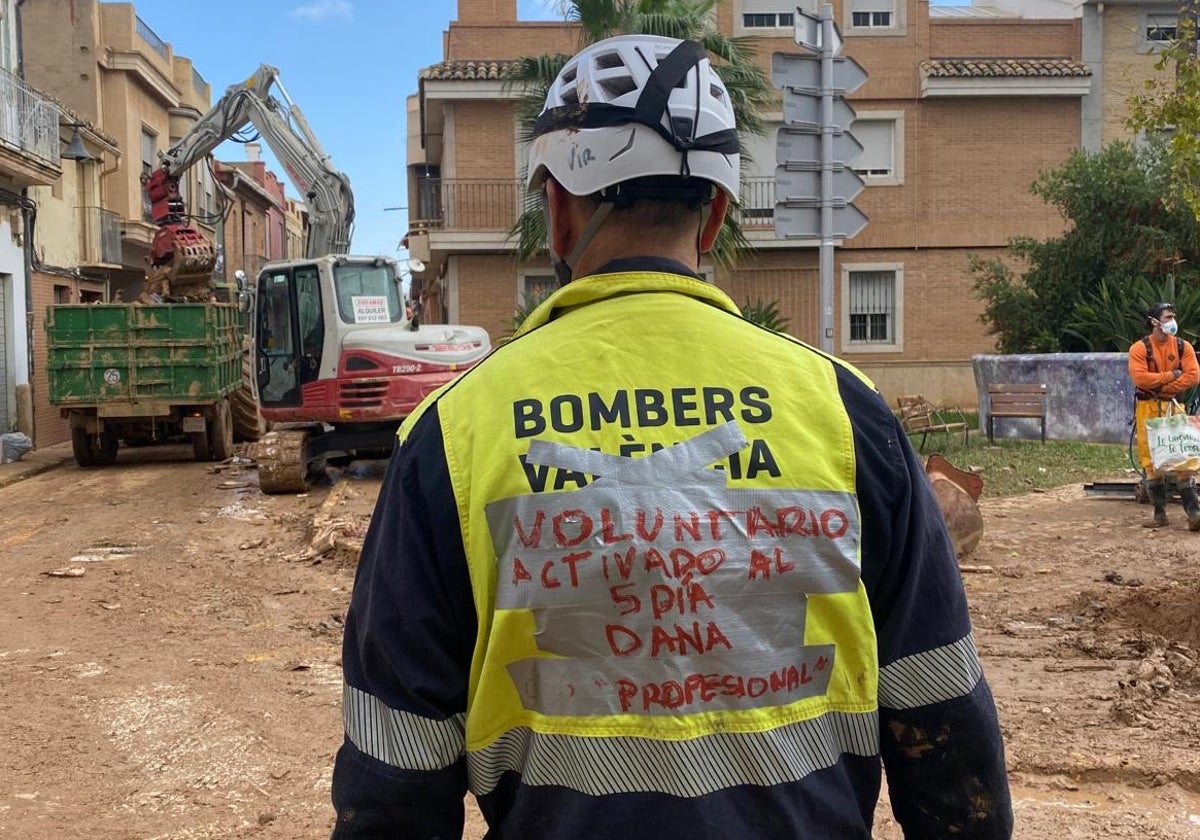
232, 340, 271, 442
210, 398, 234, 461
72, 427, 119, 468
190, 428, 211, 462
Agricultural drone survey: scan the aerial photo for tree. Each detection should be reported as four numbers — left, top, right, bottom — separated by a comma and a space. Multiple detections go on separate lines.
1127, 6, 1200, 218
971, 141, 1200, 353
504, 0, 775, 270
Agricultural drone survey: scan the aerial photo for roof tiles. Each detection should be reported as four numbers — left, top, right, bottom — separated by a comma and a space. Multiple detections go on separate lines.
921, 58, 1091, 78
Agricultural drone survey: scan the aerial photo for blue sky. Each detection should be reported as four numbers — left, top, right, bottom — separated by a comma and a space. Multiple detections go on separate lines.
127, 0, 561, 259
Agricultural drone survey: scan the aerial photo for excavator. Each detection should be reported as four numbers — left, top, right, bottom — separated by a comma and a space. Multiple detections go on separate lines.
144, 65, 491, 492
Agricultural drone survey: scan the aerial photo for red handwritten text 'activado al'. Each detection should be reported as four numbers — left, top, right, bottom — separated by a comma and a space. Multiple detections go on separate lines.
507, 503, 851, 661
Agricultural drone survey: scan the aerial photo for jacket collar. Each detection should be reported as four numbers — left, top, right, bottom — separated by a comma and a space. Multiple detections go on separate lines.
514, 257, 741, 337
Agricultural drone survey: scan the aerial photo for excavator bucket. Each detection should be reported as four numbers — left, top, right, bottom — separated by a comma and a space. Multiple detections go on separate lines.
925, 453, 984, 559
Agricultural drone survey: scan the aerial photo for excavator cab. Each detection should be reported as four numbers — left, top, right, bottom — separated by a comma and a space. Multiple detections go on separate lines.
254, 261, 328, 407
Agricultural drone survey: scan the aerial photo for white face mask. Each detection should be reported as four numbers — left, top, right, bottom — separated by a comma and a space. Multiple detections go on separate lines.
1161, 319, 1179, 336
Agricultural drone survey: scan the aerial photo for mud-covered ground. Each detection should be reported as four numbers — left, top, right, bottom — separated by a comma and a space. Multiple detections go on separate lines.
1, 445, 1197, 838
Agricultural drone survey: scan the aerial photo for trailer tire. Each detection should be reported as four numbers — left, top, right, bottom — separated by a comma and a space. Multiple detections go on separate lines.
210, 398, 234, 461
232, 341, 271, 442
72, 427, 118, 468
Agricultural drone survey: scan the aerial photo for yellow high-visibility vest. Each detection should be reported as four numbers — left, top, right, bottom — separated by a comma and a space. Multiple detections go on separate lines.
400, 269, 880, 797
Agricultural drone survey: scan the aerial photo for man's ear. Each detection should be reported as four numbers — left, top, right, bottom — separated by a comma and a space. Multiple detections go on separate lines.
545, 179, 574, 258
699, 191, 729, 253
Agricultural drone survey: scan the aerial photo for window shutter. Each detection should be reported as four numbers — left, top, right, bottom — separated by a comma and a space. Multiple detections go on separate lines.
850, 120, 893, 172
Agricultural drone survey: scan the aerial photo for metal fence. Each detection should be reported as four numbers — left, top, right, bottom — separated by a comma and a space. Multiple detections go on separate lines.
0, 68, 59, 168
78, 206, 121, 265
136, 15, 169, 59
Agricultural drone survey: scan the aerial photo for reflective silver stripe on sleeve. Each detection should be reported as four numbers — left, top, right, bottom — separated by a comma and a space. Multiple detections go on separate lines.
466, 709, 879, 797
877, 633, 983, 710
342, 683, 465, 771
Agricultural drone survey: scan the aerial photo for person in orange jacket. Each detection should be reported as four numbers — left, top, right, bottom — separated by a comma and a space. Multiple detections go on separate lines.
1128, 302, 1200, 529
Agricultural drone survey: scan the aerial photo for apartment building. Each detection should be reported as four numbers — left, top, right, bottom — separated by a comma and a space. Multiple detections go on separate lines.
406, 0, 1091, 406
0, 0, 61, 437
284, 197, 308, 260
16, 0, 224, 445
1080, 0, 1179, 151
27, 114, 120, 446
21, 0, 216, 303
215, 157, 280, 283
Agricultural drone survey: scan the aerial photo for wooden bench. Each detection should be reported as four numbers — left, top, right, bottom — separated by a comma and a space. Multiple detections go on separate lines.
986, 383, 1047, 444
896, 395, 969, 451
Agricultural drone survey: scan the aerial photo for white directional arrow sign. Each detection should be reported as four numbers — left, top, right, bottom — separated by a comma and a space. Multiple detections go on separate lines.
781, 94, 857, 131
774, 203, 869, 241
776, 166, 865, 204
771, 52, 868, 95
777, 129, 864, 167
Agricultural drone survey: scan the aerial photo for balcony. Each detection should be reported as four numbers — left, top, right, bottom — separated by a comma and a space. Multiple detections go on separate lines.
136, 15, 170, 60
738, 176, 776, 230
411, 178, 522, 232
78, 207, 122, 267
0, 67, 61, 185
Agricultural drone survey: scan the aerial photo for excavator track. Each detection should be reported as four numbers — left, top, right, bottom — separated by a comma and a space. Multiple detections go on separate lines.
249, 426, 320, 494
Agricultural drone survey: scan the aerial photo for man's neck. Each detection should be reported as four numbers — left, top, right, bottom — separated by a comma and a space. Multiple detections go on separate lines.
1152, 331, 1172, 343
572, 237, 699, 279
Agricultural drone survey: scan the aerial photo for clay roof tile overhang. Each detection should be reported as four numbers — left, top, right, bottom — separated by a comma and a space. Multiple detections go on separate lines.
920, 57, 1092, 78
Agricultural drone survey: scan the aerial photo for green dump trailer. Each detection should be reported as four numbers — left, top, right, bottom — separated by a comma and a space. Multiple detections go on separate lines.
46, 302, 242, 467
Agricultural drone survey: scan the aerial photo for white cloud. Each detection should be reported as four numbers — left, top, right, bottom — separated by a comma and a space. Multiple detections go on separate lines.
289, 0, 353, 22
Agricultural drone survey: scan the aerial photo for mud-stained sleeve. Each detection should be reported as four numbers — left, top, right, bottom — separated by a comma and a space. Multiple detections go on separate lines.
331, 404, 476, 840
837, 367, 1013, 839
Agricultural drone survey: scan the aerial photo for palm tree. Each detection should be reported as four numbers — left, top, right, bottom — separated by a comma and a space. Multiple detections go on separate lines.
505, 0, 775, 270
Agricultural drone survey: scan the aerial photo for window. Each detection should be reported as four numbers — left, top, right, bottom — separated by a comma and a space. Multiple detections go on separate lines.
1139, 9, 1189, 52
849, 271, 895, 344
850, 118, 896, 179
743, 12, 794, 27
54, 285, 72, 304
519, 272, 556, 309
738, 0, 809, 32
849, 0, 895, 29
1146, 14, 1178, 41
140, 128, 156, 178
841, 263, 903, 353
141, 128, 157, 221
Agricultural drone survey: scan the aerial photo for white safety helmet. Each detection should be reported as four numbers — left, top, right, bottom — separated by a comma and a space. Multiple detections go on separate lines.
526, 34, 740, 204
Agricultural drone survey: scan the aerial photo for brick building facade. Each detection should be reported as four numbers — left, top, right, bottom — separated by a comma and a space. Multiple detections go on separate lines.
406, 0, 1093, 407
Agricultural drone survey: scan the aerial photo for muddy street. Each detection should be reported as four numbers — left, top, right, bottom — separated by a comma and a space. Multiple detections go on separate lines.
2, 448, 1199, 838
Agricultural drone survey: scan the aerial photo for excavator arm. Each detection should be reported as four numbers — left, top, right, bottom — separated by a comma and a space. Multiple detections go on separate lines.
144, 65, 355, 294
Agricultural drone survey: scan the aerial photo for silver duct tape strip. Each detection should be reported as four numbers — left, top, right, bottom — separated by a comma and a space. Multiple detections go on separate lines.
488, 484, 860, 611
526, 420, 748, 483
505, 645, 836, 716
533, 590, 808, 658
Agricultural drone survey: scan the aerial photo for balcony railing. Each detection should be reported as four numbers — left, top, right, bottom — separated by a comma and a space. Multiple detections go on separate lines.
409, 177, 780, 233
136, 15, 169, 60
0, 68, 59, 168
78, 206, 121, 266
411, 178, 521, 232
737, 176, 776, 229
